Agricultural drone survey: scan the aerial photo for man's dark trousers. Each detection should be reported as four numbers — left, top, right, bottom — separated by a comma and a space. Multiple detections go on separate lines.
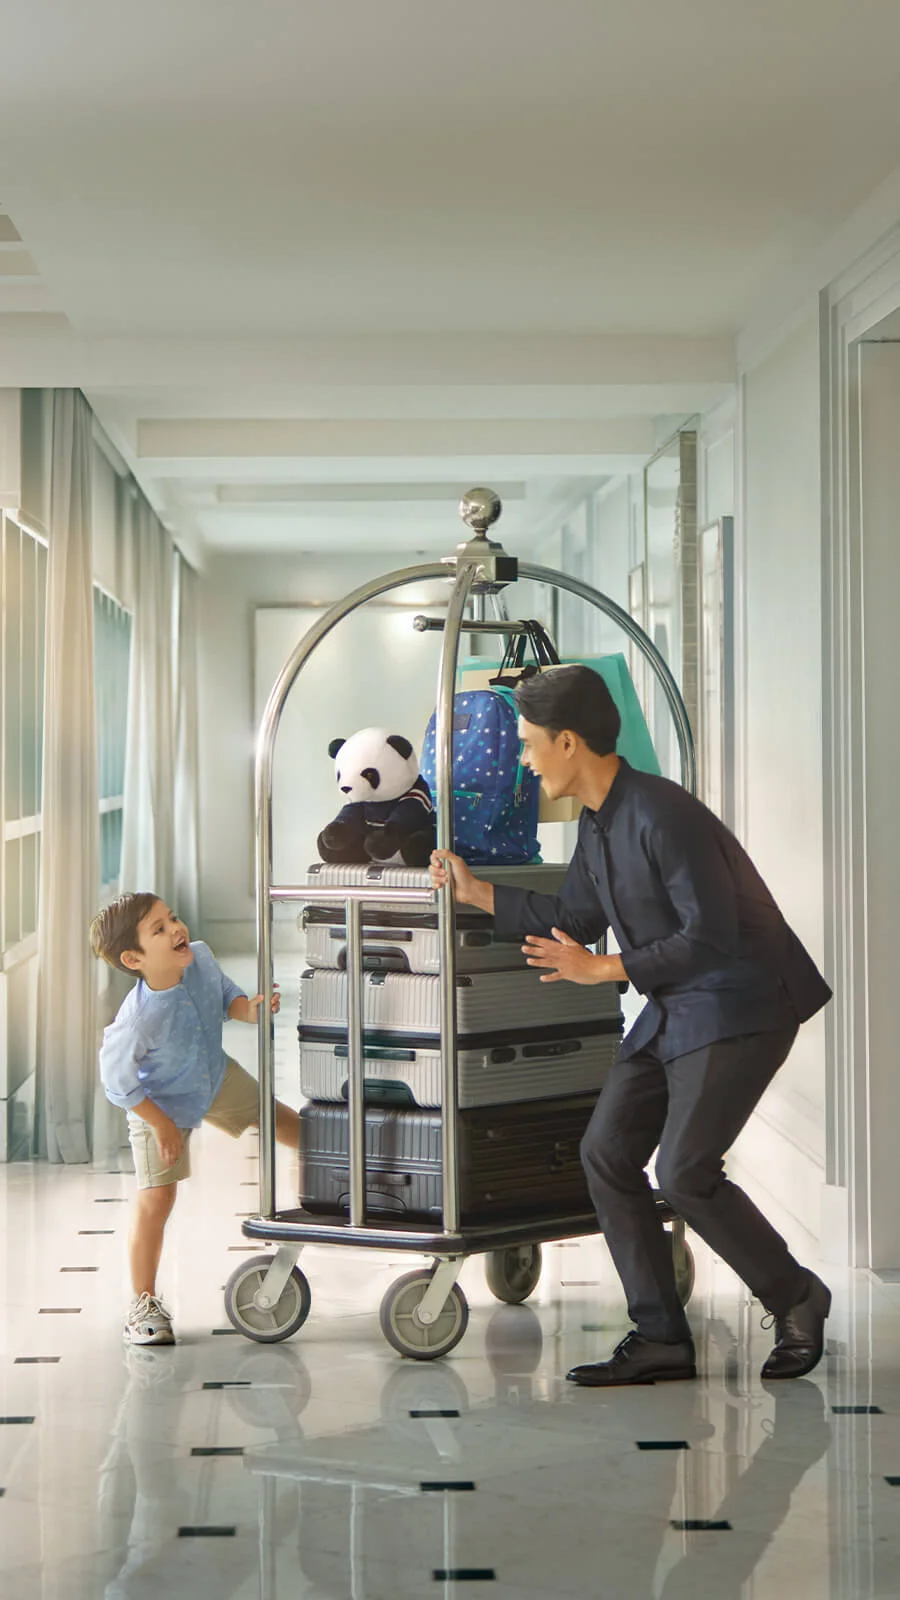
580, 1023, 806, 1342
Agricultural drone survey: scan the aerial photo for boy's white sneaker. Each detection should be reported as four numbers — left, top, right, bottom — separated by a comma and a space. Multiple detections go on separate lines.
124, 1292, 175, 1346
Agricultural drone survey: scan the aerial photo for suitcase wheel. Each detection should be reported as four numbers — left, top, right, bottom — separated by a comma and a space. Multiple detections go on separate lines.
484, 1243, 543, 1305
379, 1270, 469, 1361
224, 1254, 312, 1344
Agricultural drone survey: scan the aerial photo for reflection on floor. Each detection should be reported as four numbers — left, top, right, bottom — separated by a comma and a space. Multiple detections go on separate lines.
1, 960, 899, 1598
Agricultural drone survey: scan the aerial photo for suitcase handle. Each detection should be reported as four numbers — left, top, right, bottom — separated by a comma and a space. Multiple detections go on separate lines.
521, 1039, 582, 1060
339, 1078, 419, 1109
329, 925, 414, 944
336, 945, 411, 974
333, 1043, 418, 1062
549, 1140, 576, 1171
336, 1184, 411, 1214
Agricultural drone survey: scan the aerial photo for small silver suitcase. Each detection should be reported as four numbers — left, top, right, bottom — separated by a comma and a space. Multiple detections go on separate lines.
300, 859, 568, 912
300, 906, 526, 975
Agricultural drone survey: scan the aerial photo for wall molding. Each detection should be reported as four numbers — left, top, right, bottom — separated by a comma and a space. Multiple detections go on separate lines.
822, 231, 900, 1267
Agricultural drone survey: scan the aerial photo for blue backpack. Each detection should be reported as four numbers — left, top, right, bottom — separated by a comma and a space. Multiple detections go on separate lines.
420, 687, 540, 865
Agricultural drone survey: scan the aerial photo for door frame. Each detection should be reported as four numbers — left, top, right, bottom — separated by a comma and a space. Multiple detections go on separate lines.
822, 223, 900, 1267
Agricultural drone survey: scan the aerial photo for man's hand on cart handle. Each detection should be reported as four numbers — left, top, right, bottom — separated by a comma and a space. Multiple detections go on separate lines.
524, 928, 628, 986
430, 850, 495, 915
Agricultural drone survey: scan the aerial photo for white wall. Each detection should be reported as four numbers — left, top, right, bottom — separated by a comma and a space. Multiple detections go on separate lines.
698, 397, 736, 525
196, 551, 448, 952
729, 310, 827, 1253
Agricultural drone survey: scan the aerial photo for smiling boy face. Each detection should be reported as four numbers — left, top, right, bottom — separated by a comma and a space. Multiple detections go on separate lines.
121, 901, 193, 990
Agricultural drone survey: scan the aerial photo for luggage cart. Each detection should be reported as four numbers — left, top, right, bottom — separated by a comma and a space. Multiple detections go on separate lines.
224, 488, 697, 1358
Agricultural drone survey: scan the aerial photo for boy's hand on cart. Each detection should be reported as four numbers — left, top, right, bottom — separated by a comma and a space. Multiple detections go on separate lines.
242, 988, 281, 1024
153, 1117, 184, 1167
430, 851, 494, 914
524, 928, 604, 985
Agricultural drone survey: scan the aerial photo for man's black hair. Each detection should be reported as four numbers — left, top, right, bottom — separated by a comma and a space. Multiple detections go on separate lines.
514, 665, 621, 757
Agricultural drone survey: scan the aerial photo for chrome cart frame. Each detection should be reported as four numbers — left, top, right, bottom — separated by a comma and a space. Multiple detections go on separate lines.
225, 488, 696, 1354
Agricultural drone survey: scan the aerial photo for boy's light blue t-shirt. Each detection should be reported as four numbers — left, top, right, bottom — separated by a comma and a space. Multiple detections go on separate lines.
99, 941, 246, 1129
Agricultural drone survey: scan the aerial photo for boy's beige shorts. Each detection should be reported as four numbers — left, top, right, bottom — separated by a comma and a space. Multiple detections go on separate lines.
127, 1057, 260, 1188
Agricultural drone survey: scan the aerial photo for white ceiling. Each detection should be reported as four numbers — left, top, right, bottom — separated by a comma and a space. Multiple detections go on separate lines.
2, 0, 900, 554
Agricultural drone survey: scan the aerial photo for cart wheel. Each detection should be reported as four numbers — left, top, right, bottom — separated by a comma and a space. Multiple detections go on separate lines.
379, 1270, 469, 1361
224, 1254, 311, 1344
484, 1243, 543, 1305
672, 1237, 695, 1306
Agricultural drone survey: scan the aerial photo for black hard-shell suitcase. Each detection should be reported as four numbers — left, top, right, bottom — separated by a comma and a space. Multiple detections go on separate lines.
298, 1096, 597, 1222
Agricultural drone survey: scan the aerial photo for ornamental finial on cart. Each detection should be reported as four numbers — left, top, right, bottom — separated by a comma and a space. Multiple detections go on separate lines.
459, 487, 502, 536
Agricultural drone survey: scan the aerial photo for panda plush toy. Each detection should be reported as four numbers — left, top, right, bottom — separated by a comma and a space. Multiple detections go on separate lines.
317, 728, 436, 868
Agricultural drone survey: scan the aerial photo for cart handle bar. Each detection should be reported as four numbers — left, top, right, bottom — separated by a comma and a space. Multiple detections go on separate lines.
270, 885, 437, 906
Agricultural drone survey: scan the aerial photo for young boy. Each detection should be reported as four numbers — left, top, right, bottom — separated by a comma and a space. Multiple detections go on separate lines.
91, 893, 299, 1346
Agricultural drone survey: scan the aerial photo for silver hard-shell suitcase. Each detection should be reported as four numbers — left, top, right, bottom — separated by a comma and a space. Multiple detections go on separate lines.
300, 859, 568, 909
299, 1024, 622, 1109
300, 905, 526, 975
298, 965, 622, 1040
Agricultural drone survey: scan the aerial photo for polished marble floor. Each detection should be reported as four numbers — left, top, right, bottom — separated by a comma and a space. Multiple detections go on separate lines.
3, 962, 900, 1598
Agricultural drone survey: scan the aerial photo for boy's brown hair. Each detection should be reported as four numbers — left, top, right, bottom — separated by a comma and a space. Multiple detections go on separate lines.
90, 892, 160, 974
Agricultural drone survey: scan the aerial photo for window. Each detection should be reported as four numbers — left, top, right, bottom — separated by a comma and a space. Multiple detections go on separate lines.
94, 586, 132, 893
0, 513, 48, 958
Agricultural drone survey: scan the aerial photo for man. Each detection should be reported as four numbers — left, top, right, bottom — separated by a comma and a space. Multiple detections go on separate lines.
431, 665, 832, 1388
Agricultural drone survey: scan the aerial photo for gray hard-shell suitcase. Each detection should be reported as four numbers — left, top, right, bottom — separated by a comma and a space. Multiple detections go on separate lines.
299, 1021, 622, 1109
300, 905, 527, 975
298, 1095, 597, 1221
298, 965, 622, 1041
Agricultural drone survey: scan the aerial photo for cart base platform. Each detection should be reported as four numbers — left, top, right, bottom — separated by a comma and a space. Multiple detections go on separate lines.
240, 1199, 677, 1256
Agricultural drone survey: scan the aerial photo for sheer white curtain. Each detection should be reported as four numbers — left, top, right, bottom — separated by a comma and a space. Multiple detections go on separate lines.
120, 493, 176, 902
173, 552, 201, 932
92, 489, 184, 1171
35, 390, 99, 1163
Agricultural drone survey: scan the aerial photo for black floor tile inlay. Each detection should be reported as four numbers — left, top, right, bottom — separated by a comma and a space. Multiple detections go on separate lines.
1, 1417, 36, 1425
671, 1520, 732, 1532
409, 1409, 461, 1418
561, 1280, 600, 1287
60, 1266, 99, 1272
203, 1381, 250, 1390
420, 1481, 475, 1492
14, 1357, 60, 1365
211, 1328, 240, 1336
78, 1230, 115, 1236
885, 1476, 900, 1485
581, 1323, 609, 1333
94, 1198, 127, 1203
39, 1308, 81, 1315
191, 1447, 245, 1457
433, 1571, 495, 1582
0, 1489, 4, 1497
227, 1246, 257, 1252
833, 1405, 883, 1414
178, 1526, 237, 1538
637, 1440, 689, 1451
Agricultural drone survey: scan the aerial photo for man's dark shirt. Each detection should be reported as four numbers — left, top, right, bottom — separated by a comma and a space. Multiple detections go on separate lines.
492, 760, 832, 1062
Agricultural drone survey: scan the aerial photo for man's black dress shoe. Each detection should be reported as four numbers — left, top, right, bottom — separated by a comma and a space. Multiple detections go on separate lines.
567, 1331, 697, 1388
760, 1270, 831, 1381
